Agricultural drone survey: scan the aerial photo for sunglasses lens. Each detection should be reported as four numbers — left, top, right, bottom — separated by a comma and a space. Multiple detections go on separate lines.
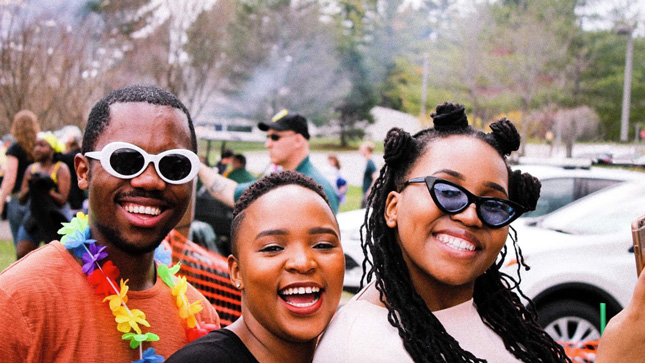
268, 134, 280, 141
159, 154, 193, 181
480, 200, 516, 227
433, 183, 469, 212
110, 148, 145, 176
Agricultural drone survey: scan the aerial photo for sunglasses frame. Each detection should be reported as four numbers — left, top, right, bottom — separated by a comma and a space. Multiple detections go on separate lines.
403, 176, 525, 228
267, 132, 297, 142
85, 141, 200, 185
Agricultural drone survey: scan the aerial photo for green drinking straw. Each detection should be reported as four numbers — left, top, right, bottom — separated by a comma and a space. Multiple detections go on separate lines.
600, 302, 606, 335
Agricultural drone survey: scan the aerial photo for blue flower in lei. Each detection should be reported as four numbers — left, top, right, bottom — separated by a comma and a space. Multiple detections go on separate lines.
132, 347, 164, 363
60, 225, 96, 257
153, 244, 172, 266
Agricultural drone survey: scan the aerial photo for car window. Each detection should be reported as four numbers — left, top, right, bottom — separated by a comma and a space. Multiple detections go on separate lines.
577, 178, 621, 200
540, 183, 645, 235
523, 178, 575, 218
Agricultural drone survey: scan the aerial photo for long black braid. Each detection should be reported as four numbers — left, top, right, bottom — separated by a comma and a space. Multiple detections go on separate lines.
361, 102, 571, 362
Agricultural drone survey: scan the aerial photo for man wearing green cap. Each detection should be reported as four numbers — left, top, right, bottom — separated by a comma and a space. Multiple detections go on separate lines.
199, 110, 339, 213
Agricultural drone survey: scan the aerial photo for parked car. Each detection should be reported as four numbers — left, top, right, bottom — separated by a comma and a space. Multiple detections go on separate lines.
502, 181, 645, 343
337, 164, 645, 292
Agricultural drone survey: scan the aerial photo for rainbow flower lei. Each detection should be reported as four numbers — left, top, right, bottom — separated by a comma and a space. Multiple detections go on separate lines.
58, 212, 217, 362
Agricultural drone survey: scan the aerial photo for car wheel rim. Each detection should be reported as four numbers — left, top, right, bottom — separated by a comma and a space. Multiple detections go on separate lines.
544, 316, 600, 342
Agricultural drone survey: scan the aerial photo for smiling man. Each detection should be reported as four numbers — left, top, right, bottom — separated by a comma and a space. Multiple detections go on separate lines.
0, 85, 219, 362
198, 110, 339, 214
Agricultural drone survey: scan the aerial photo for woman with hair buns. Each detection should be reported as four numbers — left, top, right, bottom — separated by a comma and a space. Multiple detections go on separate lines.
314, 102, 572, 362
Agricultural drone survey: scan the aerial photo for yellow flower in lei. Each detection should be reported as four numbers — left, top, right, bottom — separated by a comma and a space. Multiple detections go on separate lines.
104, 279, 129, 311
179, 300, 204, 328
171, 275, 188, 306
114, 306, 151, 335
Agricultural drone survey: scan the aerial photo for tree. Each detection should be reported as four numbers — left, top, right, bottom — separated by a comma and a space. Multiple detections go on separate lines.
329, 0, 379, 145
488, 0, 572, 154
554, 105, 600, 157
0, 1, 107, 134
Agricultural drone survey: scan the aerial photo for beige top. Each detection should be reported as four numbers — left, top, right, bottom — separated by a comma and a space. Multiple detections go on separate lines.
313, 281, 521, 363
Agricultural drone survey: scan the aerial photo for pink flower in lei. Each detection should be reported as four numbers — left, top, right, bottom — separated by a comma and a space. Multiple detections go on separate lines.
58, 212, 217, 362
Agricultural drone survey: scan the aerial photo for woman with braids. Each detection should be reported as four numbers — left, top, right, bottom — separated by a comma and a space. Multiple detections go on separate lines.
168, 171, 345, 363
314, 102, 571, 362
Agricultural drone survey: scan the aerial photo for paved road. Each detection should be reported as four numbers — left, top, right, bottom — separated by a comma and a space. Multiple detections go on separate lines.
0, 220, 10, 241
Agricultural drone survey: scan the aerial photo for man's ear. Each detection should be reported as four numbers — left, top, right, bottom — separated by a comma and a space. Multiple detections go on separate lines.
384, 191, 399, 228
228, 255, 243, 291
75, 154, 90, 191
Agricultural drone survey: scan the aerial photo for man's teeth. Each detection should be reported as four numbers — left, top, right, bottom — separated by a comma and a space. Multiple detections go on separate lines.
281, 286, 320, 295
436, 234, 476, 252
124, 204, 161, 216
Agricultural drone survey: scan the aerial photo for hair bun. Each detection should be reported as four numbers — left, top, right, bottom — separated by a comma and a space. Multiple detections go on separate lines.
431, 102, 468, 131
509, 170, 541, 211
489, 118, 520, 155
383, 127, 415, 165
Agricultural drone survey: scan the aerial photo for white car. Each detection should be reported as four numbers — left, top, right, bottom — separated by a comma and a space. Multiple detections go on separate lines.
338, 164, 645, 292
503, 181, 645, 343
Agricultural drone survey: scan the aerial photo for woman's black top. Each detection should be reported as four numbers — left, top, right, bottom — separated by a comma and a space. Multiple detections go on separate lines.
166, 328, 259, 363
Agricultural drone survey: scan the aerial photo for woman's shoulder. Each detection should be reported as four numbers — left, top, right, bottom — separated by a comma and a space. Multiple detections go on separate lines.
314, 284, 404, 363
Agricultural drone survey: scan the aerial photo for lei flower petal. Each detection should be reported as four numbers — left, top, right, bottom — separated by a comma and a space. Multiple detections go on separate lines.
58, 212, 89, 238
171, 276, 188, 305
103, 279, 129, 311
153, 244, 172, 266
87, 261, 120, 296
122, 332, 160, 349
179, 299, 204, 328
114, 307, 150, 335
187, 322, 218, 342
132, 347, 164, 363
63, 227, 97, 258
81, 243, 108, 274
157, 263, 180, 287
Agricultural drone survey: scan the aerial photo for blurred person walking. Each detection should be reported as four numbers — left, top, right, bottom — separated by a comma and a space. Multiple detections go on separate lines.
0, 110, 40, 245
326, 154, 347, 205
359, 141, 378, 208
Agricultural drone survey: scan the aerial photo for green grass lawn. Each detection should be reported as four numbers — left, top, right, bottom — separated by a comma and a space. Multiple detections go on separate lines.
340, 185, 363, 213
0, 240, 15, 272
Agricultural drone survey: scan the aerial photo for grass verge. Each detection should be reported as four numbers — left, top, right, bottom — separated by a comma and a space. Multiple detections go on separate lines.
0, 240, 15, 272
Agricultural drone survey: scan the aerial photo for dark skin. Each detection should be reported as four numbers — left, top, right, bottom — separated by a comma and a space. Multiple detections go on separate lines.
74, 102, 193, 291
227, 185, 344, 363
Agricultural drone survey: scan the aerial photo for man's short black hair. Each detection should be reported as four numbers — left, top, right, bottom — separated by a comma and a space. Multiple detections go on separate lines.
81, 85, 197, 154
233, 154, 246, 167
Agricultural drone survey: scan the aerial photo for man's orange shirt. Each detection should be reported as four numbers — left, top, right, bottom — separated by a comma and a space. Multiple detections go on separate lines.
0, 241, 220, 362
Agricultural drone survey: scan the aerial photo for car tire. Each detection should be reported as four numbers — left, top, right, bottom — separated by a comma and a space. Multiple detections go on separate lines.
538, 300, 601, 343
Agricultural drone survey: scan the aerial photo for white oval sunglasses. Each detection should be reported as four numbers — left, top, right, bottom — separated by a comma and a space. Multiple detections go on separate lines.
85, 141, 200, 185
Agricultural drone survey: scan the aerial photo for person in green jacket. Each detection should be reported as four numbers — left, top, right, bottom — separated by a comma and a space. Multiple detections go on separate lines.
224, 154, 256, 184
